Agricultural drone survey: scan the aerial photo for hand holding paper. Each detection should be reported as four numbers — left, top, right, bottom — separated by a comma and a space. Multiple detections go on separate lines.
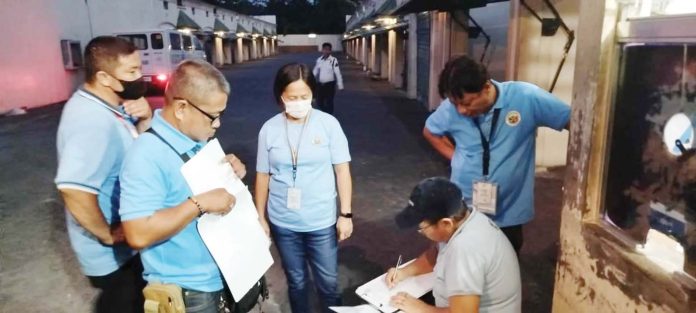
193, 188, 236, 215
180, 139, 273, 301
356, 259, 434, 313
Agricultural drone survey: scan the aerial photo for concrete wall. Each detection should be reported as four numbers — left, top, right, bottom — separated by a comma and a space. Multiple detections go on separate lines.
553, 0, 696, 311
0, 0, 275, 112
277, 35, 344, 52
0, 0, 88, 112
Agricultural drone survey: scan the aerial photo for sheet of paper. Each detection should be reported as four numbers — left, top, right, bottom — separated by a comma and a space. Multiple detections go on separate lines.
329, 304, 382, 313
180, 138, 273, 300
355, 260, 434, 313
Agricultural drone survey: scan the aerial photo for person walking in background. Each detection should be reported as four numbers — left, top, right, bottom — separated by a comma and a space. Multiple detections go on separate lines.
313, 42, 344, 115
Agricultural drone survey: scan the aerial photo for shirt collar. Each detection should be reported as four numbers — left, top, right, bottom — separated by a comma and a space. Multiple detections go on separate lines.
150, 109, 204, 155
489, 80, 505, 110
444, 209, 476, 246
77, 88, 127, 117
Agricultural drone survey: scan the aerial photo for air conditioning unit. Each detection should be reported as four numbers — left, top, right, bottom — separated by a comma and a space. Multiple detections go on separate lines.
60, 40, 83, 70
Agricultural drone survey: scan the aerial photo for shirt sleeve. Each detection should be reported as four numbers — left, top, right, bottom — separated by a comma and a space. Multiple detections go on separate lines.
424, 99, 454, 136
55, 120, 119, 193
527, 83, 571, 130
256, 123, 271, 173
333, 58, 344, 89
327, 116, 351, 164
445, 248, 486, 297
119, 144, 168, 221
313, 59, 320, 79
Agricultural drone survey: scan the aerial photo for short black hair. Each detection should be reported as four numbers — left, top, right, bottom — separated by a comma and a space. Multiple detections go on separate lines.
437, 55, 490, 100
273, 63, 317, 105
84, 36, 138, 83
322, 42, 332, 50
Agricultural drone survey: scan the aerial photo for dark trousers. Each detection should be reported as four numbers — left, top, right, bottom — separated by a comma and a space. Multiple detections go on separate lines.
182, 288, 227, 313
316, 81, 337, 114
501, 225, 524, 254
87, 255, 147, 313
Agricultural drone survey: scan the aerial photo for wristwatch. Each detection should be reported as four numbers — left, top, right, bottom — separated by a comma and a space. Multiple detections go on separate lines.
339, 212, 353, 219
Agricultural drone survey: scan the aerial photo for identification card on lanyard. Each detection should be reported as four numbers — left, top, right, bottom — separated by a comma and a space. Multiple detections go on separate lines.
285, 112, 311, 210
473, 179, 498, 215
472, 108, 501, 216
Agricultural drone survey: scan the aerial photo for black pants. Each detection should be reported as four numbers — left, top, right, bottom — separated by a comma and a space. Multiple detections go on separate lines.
501, 225, 524, 255
87, 255, 147, 313
316, 81, 336, 114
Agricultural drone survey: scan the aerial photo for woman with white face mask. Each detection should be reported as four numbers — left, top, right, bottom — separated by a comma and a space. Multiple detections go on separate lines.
254, 63, 353, 313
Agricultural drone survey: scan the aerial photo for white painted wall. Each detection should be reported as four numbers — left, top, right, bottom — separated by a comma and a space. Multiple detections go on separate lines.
513, 0, 578, 167
0, 0, 90, 112
278, 35, 344, 51
0, 0, 275, 111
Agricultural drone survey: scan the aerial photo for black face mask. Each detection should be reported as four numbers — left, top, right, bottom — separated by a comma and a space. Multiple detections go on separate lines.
113, 77, 147, 100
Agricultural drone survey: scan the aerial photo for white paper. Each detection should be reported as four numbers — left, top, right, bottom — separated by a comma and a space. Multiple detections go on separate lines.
329, 305, 382, 313
355, 260, 434, 313
180, 138, 273, 300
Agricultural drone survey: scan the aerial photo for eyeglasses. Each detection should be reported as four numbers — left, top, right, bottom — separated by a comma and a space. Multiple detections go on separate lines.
175, 97, 223, 125
417, 223, 434, 234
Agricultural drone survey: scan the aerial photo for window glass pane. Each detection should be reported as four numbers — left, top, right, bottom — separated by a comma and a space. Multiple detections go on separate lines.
605, 43, 696, 277
193, 37, 203, 51
183, 35, 193, 51
625, 0, 696, 18
170, 33, 182, 50
151, 33, 164, 50
117, 34, 148, 50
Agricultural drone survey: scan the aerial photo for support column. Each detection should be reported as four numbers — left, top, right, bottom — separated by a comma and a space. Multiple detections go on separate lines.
237, 38, 244, 63
214, 37, 224, 66
407, 14, 418, 99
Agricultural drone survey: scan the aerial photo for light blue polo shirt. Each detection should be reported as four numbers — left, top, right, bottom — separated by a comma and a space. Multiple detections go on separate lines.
425, 80, 570, 227
119, 110, 222, 292
256, 109, 351, 232
54, 89, 138, 276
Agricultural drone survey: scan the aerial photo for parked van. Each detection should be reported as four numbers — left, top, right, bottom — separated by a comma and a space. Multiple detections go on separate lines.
115, 29, 206, 92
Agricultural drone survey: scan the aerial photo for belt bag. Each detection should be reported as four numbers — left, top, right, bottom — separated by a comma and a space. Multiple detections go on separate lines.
143, 283, 185, 313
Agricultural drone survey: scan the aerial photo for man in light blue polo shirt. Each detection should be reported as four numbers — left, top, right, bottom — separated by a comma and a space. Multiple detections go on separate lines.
55, 36, 151, 313
119, 59, 246, 313
423, 55, 570, 253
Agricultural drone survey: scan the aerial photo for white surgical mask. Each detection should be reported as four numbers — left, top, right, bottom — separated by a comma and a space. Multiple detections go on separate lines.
284, 98, 312, 119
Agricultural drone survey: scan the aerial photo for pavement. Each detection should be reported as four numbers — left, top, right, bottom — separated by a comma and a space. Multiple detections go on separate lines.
0, 52, 564, 312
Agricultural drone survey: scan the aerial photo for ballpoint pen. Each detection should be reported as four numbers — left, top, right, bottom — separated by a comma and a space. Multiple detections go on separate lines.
393, 254, 403, 283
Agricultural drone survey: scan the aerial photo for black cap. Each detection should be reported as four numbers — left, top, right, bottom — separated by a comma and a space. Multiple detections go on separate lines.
395, 177, 465, 229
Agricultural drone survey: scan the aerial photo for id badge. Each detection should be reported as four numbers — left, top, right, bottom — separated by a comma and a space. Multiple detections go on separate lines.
473, 179, 498, 215
287, 187, 302, 210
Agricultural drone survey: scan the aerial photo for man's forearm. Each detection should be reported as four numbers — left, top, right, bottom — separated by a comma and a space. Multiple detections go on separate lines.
60, 189, 114, 244
136, 117, 153, 133
423, 128, 454, 160
122, 200, 199, 249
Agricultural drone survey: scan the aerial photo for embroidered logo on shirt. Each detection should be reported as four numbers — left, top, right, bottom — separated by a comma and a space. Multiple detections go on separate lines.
506, 111, 521, 127
313, 137, 322, 145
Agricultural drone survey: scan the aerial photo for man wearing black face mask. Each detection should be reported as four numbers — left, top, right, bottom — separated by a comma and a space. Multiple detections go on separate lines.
54, 36, 151, 313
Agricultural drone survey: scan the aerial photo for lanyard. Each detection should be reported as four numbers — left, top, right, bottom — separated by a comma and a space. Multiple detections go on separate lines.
473, 108, 501, 177
284, 111, 311, 186
145, 128, 191, 162
78, 89, 139, 139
